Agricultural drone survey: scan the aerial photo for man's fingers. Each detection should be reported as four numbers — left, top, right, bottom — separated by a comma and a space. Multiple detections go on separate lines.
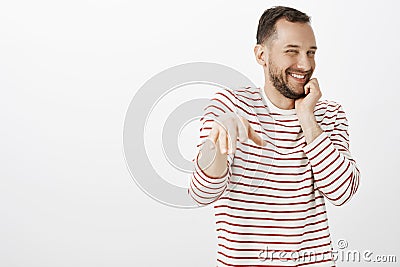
304, 79, 314, 95
237, 117, 249, 142
248, 125, 267, 146
304, 78, 321, 96
218, 130, 227, 154
208, 126, 219, 149
304, 84, 310, 95
227, 125, 238, 154
207, 115, 263, 155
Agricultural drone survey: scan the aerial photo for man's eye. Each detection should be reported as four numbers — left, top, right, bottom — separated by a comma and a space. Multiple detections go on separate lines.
286, 50, 298, 54
308, 51, 316, 56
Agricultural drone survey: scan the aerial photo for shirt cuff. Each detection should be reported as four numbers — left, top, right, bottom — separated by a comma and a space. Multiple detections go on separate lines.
194, 152, 231, 183
302, 131, 331, 160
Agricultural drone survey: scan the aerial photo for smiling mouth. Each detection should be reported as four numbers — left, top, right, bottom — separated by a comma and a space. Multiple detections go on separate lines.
287, 71, 309, 83
290, 73, 305, 79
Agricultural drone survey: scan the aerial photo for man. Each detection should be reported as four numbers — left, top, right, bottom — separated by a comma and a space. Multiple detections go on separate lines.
188, 6, 360, 267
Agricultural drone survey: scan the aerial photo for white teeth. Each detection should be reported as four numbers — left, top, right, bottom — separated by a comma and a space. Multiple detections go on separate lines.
290, 73, 305, 79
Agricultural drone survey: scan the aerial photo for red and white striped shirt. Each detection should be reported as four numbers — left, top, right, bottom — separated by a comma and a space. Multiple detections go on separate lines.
188, 86, 360, 267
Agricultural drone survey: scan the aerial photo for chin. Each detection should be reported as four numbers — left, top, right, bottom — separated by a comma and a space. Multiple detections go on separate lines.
290, 86, 305, 95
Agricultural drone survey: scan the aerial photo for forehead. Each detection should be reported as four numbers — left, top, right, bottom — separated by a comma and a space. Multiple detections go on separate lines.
272, 18, 316, 47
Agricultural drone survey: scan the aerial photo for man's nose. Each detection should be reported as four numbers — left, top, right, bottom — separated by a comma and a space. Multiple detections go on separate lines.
296, 54, 312, 71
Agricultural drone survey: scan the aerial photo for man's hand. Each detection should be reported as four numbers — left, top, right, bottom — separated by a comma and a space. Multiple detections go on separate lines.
208, 112, 266, 154
198, 112, 266, 178
295, 78, 321, 117
295, 78, 323, 144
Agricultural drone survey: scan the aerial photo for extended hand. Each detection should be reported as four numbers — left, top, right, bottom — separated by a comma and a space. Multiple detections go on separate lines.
208, 112, 266, 154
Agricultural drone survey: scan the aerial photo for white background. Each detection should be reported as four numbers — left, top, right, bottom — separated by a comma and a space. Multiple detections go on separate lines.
1, 0, 399, 266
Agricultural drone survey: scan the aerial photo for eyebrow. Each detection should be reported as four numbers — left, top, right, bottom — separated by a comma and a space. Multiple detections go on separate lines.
284, 44, 318, 50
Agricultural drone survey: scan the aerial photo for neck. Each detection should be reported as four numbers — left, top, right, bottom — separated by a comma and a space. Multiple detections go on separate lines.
263, 81, 295, 110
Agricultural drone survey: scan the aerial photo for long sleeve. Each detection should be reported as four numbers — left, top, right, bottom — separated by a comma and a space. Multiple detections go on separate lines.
187, 88, 237, 206
303, 104, 360, 206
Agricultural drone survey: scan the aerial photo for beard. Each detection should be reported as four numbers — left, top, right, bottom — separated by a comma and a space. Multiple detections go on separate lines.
268, 58, 311, 100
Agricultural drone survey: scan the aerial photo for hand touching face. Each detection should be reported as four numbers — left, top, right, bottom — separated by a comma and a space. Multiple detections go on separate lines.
294, 78, 322, 117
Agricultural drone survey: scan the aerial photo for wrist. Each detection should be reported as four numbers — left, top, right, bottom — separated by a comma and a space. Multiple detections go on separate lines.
296, 112, 323, 144
297, 111, 316, 127
300, 119, 323, 144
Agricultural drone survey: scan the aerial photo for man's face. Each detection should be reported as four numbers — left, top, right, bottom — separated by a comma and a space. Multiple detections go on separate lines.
266, 19, 317, 99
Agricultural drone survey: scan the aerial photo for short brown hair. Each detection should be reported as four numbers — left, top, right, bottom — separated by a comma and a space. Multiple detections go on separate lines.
256, 6, 311, 45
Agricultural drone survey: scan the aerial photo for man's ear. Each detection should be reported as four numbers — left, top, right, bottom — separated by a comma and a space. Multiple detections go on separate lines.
254, 44, 268, 66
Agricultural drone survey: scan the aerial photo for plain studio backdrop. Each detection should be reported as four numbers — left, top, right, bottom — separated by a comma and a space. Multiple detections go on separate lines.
0, 0, 399, 266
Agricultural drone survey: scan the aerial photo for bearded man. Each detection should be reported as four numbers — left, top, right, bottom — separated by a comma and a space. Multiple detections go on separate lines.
188, 6, 360, 267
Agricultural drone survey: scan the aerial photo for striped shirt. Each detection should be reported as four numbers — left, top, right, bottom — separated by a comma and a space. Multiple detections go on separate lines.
188, 86, 360, 267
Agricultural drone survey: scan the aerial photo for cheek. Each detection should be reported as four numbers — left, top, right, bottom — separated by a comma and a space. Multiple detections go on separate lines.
287, 60, 302, 70
281, 58, 298, 71
311, 61, 316, 70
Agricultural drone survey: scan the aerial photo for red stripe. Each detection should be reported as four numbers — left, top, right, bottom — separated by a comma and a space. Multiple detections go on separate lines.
189, 182, 227, 203
241, 142, 307, 157
227, 188, 315, 199
313, 153, 341, 175
304, 134, 329, 156
229, 180, 313, 192
319, 173, 353, 204
317, 160, 350, 188
215, 210, 327, 222
200, 111, 219, 121
330, 132, 349, 141
217, 250, 332, 263
322, 169, 352, 195
215, 217, 328, 230
187, 188, 209, 205
212, 95, 234, 112
309, 143, 334, 166
189, 180, 226, 199
236, 93, 262, 102
232, 164, 312, 177
206, 104, 226, 114
217, 241, 331, 253
235, 155, 309, 168
231, 171, 313, 184
235, 88, 259, 94
217, 233, 330, 245
258, 119, 302, 128
192, 173, 226, 192
236, 146, 306, 159
218, 195, 324, 206
214, 202, 325, 214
